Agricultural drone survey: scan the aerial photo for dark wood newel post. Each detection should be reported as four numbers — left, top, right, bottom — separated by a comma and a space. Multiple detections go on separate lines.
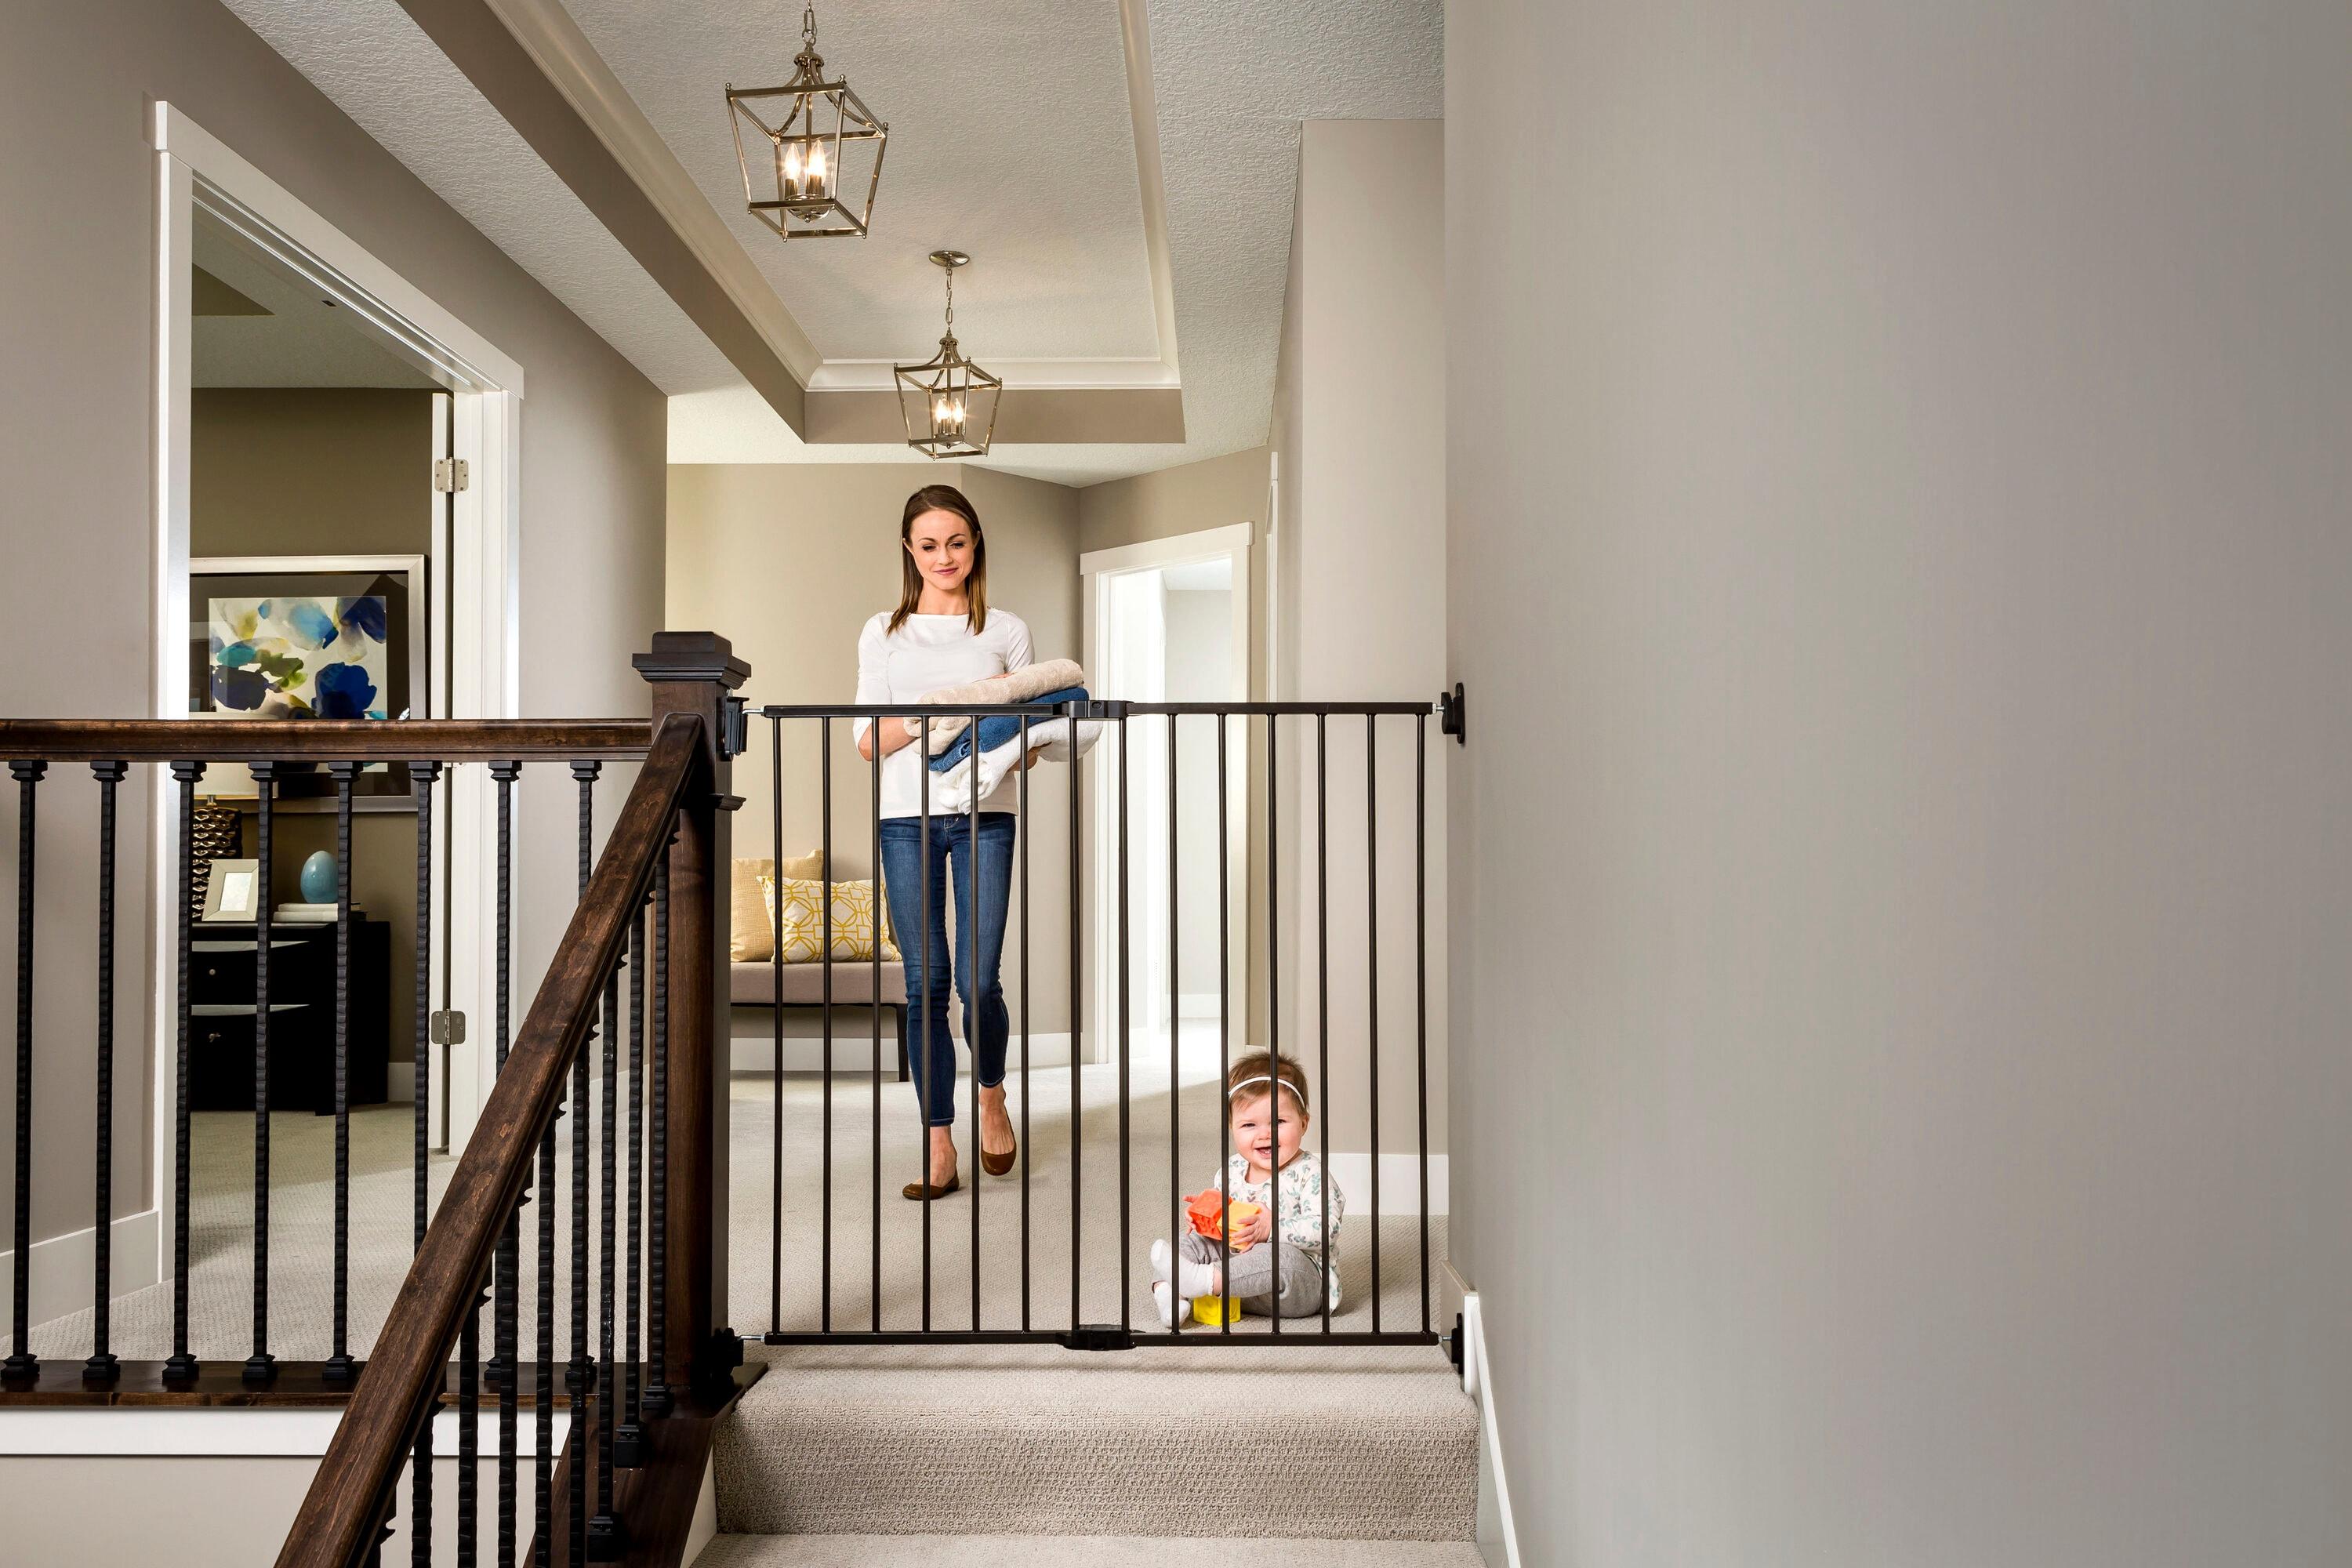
634, 632, 750, 1402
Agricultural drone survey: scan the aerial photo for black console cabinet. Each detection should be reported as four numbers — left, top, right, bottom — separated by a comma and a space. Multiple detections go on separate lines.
189, 920, 390, 1113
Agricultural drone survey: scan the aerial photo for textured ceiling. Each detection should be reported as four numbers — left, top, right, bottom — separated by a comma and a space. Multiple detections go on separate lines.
219, 0, 1442, 485
559, 0, 1160, 367
220, 0, 744, 394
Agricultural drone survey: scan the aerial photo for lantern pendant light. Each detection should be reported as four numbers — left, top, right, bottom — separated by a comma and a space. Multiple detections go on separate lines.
895, 251, 1004, 459
725, 4, 887, 241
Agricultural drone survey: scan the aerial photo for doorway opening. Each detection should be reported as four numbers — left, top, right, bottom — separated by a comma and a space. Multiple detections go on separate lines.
1080, 524, 1254, 1069
150, 103, 525, 1265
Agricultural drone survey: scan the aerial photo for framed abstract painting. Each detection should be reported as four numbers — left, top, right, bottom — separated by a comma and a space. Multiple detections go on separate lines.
189, 554, 427, 799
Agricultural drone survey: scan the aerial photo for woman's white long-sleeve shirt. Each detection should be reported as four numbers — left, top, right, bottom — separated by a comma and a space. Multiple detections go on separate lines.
854, 609, 1033, 819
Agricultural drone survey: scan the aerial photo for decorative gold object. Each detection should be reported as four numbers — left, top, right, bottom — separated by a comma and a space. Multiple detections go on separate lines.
725, 4, 887, 241
895, 251, 1004, 459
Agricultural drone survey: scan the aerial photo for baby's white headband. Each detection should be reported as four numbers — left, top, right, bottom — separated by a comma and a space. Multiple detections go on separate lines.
1228, 1073, 1308, 1110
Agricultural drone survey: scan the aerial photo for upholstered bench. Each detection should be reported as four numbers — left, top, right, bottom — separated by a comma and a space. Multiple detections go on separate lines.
729, 957, 909, 1080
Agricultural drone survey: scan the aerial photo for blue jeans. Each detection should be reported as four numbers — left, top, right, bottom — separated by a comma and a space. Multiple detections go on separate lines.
879, 812, 1014, 1127
926, 688, 1090, 771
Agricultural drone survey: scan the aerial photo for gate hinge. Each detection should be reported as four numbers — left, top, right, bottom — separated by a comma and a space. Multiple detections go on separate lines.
433, 457, 470, 493
1437, 682, 1466, 746
430, 1009, 466, 1046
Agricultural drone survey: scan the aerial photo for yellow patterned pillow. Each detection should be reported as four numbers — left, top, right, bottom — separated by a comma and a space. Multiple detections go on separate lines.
757, 874, 900, 964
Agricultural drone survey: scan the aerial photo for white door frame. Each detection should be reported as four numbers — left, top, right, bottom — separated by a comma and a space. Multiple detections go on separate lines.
1078, 523, 1254, 1065
148, 103, 524, 1277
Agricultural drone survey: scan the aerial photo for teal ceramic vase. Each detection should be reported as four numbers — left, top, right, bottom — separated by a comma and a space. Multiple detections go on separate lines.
299, 850, 338, 904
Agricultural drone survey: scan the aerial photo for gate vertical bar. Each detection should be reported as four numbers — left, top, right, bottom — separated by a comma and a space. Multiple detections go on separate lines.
1167, 717, 1180, 1338
1415, 711, 1432, 1333
968, 711, 982, 1331
1366, 717, 1381, 1334
409, 760, 442, 1558
1216, 717, 1231, 1336
1316, 716, 1332, 1335
1017, 713, 1032, 1330
769, 718, 784, 1336
917, 719, 931, 1329
1116, 711, 1131, 1332
1068, 702, 1083, 1331
1264, 720, 1279, 1338
165, 759, 204, 1381
869, 740, 881, 1332
819, 716, 834, 1334
85, 760, 126, 1382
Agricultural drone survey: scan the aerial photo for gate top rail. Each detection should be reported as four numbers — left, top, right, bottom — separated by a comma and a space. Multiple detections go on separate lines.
0, 718, 652, 762
752, 699, 1442, 718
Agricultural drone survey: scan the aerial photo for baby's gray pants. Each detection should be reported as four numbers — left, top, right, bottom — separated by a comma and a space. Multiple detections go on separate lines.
1179, 1232, 1326, 1318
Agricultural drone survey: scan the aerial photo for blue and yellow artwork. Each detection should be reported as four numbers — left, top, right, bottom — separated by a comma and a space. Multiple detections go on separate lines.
208, 596, 389, 719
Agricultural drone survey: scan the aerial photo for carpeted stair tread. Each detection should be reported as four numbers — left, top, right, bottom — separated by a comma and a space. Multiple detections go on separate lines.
715, 1344, 1479, 1541
695, 1534, 1487, 1566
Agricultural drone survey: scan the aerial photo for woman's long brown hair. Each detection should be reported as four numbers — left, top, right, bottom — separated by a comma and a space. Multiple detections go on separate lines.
889, 483, 990, 636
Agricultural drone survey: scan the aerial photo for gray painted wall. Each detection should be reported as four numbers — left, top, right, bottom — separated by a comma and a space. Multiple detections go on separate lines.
1447, 3, 2352, 1563
0, 0, 666, 1257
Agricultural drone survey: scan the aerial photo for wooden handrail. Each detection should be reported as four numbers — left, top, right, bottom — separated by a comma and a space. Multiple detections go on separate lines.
272, 712, 705, 1568
0, 717, 652, 762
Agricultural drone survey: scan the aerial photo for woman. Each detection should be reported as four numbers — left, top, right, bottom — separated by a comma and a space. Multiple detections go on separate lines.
856, 484, 1041, 1199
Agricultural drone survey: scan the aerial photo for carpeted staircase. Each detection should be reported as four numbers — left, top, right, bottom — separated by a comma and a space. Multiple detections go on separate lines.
698, 1341, 1481, 1563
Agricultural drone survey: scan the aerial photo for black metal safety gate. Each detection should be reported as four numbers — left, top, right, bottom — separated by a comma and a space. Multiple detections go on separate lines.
745, 698, 1441, 1350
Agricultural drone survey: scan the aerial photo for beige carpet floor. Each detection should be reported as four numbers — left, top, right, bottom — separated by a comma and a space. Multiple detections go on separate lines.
693, 1534, 1486, 1566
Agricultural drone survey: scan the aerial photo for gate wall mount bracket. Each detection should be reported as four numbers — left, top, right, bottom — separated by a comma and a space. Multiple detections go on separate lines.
1438, 683, 1466, 746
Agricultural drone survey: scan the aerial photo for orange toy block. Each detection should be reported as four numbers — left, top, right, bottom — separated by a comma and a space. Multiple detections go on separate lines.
1183, 1188, 1264, 1252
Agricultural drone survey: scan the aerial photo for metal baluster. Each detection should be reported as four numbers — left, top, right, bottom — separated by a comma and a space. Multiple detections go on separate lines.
85, 760, 126, 1382
325, 760, 361, 1381
570, 765, 601, 1563
918, 718, 931, 1331
459, 1290, 482, 1568
247, 759, 278, 1382
165, 760, 205, 1383
1117, 710, 1131, 1332
487, 758, 520, 1568
1216, 717, 1232, 1337
1317, 717, 1332, 1335
869, 737, 881, 1333
769, 718, 784, 1338
818, 716, 833, 1334
644, 850, 671, 1419
1367, 717, 1381, 1334
1167, 717, 1181, 1338
968, 709, 982, 1332
591, 885, 623, 1554
1018, 713, 1031, 1331
548, 762, 590, 1566
1265, 720, 1280, 1339
615, 897, 648, 1471
1415, 712, 1432, 1334
3, 760, 41, 1385
411, 760, 442, 1563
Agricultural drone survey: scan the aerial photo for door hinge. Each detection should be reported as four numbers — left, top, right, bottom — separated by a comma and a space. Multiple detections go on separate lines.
430, 1009, 467, 1046
433, 457, 470, 493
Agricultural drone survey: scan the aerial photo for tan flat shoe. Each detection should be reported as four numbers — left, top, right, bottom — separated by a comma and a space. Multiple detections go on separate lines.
902, 1173, 961, 1201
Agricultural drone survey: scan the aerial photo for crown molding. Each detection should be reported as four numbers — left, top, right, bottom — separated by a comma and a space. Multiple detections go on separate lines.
807, 358, 1182, 394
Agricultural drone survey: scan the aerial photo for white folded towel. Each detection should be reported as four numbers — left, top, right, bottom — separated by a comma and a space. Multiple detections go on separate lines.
918, 659, 1088, 754
920, 713, 1102, 815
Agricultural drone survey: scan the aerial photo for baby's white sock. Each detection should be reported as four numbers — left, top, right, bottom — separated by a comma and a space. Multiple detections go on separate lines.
1152, 1279, 1189, 1328
1151, 1237, 1218, 1298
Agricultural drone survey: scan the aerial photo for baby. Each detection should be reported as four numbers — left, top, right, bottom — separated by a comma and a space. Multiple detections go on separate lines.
1150, 1051, 1344, 1324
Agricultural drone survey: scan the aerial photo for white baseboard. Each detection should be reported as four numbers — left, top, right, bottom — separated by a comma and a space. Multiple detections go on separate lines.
0, 1209, 161, 1332
730, 1032, 1075, 1075
386, 1062, 416, 1104
1327, 1152, 1449, 1215
1461, 1292, 1525, 1568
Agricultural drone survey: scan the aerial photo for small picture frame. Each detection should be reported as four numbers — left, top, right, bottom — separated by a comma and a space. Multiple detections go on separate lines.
201, 858, 260, 924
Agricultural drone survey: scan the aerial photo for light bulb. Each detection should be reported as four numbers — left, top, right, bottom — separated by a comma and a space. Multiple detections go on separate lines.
782, 140, 803, 197
807, 140, 828, 197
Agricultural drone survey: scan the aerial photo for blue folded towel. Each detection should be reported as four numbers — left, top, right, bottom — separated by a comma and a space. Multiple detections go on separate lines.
925, 686, 1090, 771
